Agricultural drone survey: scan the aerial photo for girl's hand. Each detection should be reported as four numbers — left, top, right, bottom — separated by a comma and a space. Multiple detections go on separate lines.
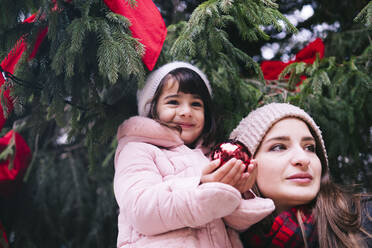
233, 159, 257, 193
200, 158, 246, 188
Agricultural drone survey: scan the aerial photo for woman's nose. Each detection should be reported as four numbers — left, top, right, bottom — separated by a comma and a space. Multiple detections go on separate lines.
290, 147, 310, 168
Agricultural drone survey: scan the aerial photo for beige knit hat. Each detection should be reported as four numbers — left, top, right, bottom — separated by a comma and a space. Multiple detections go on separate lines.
229, 103, 328, 169
137, 61, 212, 116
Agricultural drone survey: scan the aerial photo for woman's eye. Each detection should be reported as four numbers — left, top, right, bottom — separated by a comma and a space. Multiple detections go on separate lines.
305, 144, 316, 152
270, 144, 286, 151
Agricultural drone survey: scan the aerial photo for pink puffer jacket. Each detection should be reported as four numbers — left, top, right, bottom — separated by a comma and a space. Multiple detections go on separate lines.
114, 117, 274, 248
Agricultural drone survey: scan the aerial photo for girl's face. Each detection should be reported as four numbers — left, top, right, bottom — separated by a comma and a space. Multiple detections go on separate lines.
156, 79, 205, 145
255, 118, 322, 213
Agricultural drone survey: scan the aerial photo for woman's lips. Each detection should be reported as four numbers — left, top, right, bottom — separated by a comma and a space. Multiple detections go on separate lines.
286, 173, 313, 183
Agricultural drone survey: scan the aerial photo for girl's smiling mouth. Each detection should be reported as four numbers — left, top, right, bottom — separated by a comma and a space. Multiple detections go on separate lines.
175, 122, 194, 128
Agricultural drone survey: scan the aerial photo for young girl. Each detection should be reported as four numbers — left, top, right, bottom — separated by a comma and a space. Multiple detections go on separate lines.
113, 61, 275, 248
229, 102, 372, 248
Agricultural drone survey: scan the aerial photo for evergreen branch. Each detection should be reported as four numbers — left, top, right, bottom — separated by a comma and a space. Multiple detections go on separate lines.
0, 65, 43, 90
258, 0, 278, 9
102, 137, 117, 167
67, 18, 87, 55
311, 70, 330, 95
68, 152, 84, 210
1, 64, 89, 112
106, 12, 131, 28
0, 133, 15, 168
75, 0, 95, 18
56, 142, 85, 153
124, 0, 138, 8
354, 1, 372, 28
265, 8, 296, 33
219, 0, 234, 13
23, 132, 39, 182
0, 87, 10, 118
169, 0, 295, 74
51, 41, 68, 75
231, 3, 269, 41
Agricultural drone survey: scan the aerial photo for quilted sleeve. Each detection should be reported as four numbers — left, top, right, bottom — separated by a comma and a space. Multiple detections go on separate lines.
114, 142, 241, 236
223, 193, 275, 231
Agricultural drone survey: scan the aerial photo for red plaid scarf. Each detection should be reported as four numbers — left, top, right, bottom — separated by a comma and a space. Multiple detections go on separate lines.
241, 207, 317, 248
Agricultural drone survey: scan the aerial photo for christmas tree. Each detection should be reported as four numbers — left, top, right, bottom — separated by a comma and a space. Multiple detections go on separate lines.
0, 0, 371, 247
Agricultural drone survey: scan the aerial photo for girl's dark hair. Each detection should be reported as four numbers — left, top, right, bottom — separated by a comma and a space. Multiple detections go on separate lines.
147, 67, 216, 148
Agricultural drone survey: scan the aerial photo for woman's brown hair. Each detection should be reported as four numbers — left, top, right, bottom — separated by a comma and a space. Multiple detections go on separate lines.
313, 173, 371, 248
248, 123, 371, 248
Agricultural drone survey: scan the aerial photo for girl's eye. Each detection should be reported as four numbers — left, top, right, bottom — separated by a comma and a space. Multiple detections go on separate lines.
270, 144, 286, 151
166, 100, 179, 105
304, 144, 316, 152
191, 101, 203, 107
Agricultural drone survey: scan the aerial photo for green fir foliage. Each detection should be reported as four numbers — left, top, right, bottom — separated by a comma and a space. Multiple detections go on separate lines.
278, 42, 372, 188
354, 0, 372, 28
0, 0, 371, 247
166, 0, 297, 140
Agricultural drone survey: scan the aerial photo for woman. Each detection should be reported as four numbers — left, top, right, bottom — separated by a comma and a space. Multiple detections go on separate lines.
229, 102, 371, 248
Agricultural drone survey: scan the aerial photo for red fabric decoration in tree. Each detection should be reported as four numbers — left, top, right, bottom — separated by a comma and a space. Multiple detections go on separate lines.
261, 38, 325, 82
103, 0, 167, 71
0, 12, 48, 242
0, 13, 48, 130
0, 13, 43, 196
0, 131, 31, 197
260, 60, 287, 81
294, 38, 324, 63
0, 221, 9, 248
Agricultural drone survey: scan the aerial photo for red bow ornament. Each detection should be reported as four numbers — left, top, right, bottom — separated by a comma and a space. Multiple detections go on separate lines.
103, 0, 167, 71
0, 13, 48, 130
0, 13, 47, 196
0, 131, 31, 197
261, 38, 325, 83
0, 221, 9, 248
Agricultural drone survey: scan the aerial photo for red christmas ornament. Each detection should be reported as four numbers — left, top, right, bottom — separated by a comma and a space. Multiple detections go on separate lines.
211, 140, 251, 169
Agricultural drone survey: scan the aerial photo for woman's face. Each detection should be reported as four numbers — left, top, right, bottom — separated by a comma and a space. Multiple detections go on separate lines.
254, 118, 322, 213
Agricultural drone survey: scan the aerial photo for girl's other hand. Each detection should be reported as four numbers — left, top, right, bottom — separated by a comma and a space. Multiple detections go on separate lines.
200, 158, 247, 190
233, 159, 257, 193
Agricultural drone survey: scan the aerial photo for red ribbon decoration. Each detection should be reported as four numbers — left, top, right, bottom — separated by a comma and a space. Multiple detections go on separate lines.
0, 13, 47, 196
0, 0, 167, 198
261, 38, 325, 82
0, 14, 48, 130
103, 0, 167, 71
0, 131, 31, 197
0, 221, 9, 248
